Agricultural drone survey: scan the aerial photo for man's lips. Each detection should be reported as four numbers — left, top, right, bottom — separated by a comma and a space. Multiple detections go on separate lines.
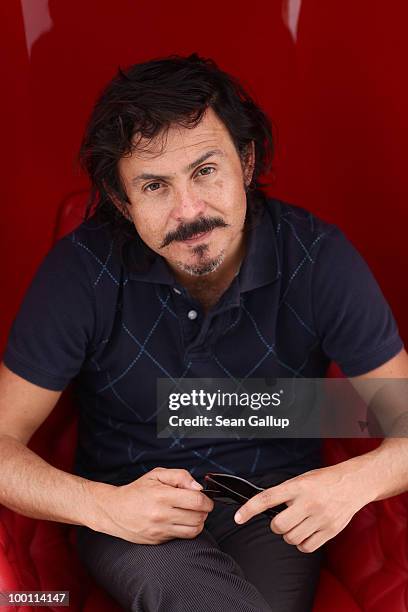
181, 229, 213, 244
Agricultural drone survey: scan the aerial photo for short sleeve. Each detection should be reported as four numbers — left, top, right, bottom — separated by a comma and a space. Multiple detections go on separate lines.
3, 237, 97, 391
312, 225, 404, 376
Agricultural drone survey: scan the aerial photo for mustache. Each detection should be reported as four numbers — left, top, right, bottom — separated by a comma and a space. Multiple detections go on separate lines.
160, 216, 229, 248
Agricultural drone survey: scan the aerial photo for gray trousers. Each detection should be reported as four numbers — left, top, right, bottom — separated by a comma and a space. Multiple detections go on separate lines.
76, 472, 323, 611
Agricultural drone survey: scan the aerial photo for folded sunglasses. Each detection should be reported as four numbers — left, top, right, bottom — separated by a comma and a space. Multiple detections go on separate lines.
202, 472, 287, 518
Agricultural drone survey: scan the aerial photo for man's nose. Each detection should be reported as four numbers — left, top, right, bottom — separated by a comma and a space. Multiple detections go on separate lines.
171, 184, 206, 221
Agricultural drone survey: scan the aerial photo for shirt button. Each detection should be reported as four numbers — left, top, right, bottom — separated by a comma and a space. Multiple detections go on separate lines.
187, 309, 198, 320
173, 287, 181, 295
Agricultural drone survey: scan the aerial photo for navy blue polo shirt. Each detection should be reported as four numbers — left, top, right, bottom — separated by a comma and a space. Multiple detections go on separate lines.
3, 198, 403, 485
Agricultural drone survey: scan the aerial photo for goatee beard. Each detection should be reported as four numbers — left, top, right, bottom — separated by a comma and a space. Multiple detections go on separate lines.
174, 250, 226, 276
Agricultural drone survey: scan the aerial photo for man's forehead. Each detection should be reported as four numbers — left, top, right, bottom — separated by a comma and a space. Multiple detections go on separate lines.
132, 136, 225, 161
130, 109, 231, 161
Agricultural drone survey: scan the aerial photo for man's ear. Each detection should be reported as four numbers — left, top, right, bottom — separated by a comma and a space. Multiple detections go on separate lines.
242, 141, 255, 188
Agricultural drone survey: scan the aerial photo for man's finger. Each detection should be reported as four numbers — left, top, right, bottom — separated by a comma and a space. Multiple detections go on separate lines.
149, 467, 203, 490
269, 503, 309, 535
279, 516, 317, 543
234, 483, 291, 524
296, 529, 327, 554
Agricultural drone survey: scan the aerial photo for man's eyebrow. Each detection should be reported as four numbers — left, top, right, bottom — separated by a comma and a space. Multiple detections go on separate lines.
130, 149, 224, 185
186, 148, 224, 172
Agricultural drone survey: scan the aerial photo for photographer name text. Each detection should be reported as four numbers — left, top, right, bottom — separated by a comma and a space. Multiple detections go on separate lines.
168, 415, 290, 428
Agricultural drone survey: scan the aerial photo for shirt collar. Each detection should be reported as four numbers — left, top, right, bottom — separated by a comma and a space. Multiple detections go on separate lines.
128, 249, 175, 284
128, 200, 280, 291
237, 201, 280, 292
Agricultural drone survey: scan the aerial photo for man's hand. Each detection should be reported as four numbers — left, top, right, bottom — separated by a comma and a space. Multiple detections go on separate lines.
90, 467, 214, 545
233, 463, 372, 553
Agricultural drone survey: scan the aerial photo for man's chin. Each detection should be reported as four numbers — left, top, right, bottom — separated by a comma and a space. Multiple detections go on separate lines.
173, 250, 226, 277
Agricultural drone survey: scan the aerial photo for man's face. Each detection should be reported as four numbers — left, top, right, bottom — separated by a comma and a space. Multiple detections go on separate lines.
117, 107, 254, 277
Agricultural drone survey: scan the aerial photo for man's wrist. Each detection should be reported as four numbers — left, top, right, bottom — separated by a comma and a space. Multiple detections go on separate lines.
340, 439, 408, 505
81, 478, 117, 532
324, 451, 383, 510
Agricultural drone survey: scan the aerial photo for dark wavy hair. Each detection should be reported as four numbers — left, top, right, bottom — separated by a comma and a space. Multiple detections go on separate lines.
79, 53, 275, 271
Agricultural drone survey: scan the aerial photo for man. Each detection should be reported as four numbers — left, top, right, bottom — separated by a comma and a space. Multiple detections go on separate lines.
0, 53, 407, 612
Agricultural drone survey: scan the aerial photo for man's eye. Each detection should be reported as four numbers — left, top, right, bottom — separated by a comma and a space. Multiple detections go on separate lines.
197, 166, 215, 177
145, 182, 162, 192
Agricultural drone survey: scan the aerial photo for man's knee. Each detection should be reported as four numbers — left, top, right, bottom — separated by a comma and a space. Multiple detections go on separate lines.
127, 533, 272, 611
134, 530, 245, 584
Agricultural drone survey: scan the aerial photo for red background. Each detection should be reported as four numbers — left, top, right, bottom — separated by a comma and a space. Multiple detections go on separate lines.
2, 0, 407, 352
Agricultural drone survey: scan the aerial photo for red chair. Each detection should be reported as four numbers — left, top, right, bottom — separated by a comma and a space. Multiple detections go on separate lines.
1, 192, 407, 611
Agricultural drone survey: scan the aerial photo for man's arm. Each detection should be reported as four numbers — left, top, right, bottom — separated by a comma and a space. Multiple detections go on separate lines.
0, 361, 213, 544
343, 347, 408, 502
0, 361, 110, 528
